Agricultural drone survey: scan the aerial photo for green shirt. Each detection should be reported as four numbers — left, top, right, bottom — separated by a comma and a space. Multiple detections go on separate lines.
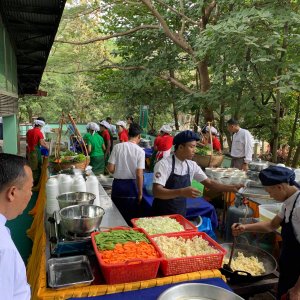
87, 133, 105, 157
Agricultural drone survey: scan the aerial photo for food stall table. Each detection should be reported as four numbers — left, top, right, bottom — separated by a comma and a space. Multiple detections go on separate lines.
69, 277, 232, 300
26, 160, 227, 299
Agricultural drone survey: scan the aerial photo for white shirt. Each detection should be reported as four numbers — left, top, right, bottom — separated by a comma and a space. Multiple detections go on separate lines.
0, 214, 31, 300
153, 154, 207, 186
277, 191, 300, 243
108, 142, 145, 179
230, 128, 254, 163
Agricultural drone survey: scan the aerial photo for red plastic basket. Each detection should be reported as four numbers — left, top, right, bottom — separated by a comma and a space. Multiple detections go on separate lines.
131, 214, 198, 236
149, 231, 226, 276
91, 227, 162, 284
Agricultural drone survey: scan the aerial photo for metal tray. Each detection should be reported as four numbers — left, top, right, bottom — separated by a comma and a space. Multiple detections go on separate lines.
238, 187, 272, 200
48, 255, 94, 289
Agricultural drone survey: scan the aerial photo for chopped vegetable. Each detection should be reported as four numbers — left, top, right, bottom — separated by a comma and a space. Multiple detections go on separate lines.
135, 216, 185, 235
100, 241, 159, 264
153, 235, 219, 258
94, 229, 150, 251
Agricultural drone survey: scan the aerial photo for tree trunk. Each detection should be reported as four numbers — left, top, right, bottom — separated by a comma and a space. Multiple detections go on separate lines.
197, 61, 214, 122
194, 109, 200, 132
291, 142, 300, 168
169, 69, 179, 130
286, 95, 300, 165
271, 90, 281, 163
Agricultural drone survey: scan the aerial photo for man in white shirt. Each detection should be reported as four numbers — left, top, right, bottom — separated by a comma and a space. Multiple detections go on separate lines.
107, 123, 145, 225
227, 118, 253, 171
0, 154, 33, 300
152, 130, 243, 216
232, 166, 300, 300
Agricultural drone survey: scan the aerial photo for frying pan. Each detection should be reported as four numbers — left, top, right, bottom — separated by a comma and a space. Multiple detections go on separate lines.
220, 243, 277, 283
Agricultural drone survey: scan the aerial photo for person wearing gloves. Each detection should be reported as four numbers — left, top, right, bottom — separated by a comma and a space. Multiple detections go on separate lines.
232, 166, 300, 300
84, 122, 106, 175
116, 121, 128, 143
227, 118, 253, 171
26, 117, 49, 185
99, 120, 112, 164
152, 130, 243, 216
153, 124, 173, 162
107, 123, 145, 225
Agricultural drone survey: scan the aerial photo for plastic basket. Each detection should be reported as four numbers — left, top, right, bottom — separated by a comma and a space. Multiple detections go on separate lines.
91, 227, 162, 284
131, 214, 198, 236
149, 231, 226, 276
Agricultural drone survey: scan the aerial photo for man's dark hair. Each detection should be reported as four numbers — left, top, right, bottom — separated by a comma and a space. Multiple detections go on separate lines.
106, 117, 112, 122
128, 123, 142, 138
127, 116, 134, 122
37, 117, 45, 122
227, 118, 239, 126
0, 154, 29, 193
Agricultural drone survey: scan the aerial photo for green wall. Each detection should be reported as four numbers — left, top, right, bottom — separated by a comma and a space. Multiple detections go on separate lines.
0, 21, 18, 95
3, 114, 18, 154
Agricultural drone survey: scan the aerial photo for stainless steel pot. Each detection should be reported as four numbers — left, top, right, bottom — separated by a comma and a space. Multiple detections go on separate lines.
248, 159, 268, 172
57, 192, 96, 209
59, 204, 105, 234
158, 283, 244, 300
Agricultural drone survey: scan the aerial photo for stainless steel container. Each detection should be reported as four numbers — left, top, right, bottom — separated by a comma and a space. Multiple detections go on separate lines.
248, 159, 268, 172
57, 192, 96, 209
158, 283, 244, 300
48, 255, 94, 289
59, 204, 105, 234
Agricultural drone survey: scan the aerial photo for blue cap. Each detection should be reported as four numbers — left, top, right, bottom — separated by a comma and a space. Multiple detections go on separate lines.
173, 130, 200, 145
259, 166, 300, 188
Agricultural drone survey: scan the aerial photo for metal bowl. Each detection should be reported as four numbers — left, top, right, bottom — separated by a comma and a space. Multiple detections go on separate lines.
158, 283, 244, 300
57, 192, 96, 209
59, 204, 105, 234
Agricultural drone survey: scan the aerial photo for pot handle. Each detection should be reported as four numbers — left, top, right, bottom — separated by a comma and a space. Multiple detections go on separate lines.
233, 270, 253, 278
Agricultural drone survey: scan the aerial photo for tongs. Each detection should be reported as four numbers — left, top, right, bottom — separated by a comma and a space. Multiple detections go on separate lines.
223, 224, 239, 272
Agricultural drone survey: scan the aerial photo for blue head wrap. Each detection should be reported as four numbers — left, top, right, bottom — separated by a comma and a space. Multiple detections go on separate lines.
173, 130, 200, 145
259, 166, 300, 188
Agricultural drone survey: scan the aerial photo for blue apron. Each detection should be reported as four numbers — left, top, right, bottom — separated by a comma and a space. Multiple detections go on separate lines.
277, 192, 300, 299
111, 179, 140, 225
152, 155, 191, 217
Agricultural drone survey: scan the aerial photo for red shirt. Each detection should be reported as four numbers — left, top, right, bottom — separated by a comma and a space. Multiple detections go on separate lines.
118, 130, 128, 142
101, 129, 110, 142
26, 127, 44, 152
212, 136, 221, 152
154, 134, 173, 151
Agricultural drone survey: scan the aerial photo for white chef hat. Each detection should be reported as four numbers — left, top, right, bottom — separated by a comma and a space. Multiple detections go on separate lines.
205, 126, 218, 135
34, 119, 45, 127
99, 120, 110, 129
88, 122, 99, 132
116, 120, 126, 128
159, 124, 172, 134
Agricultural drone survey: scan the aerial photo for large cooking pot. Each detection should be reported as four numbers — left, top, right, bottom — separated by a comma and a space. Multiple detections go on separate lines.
59, 204, 105, 234
158, 283, 244, 300
57, 192, 96, 209
220, 243, 277, 283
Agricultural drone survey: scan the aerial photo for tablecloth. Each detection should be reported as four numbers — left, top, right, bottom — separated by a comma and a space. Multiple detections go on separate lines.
142, 173, 218, 229
69, 277, 231, 300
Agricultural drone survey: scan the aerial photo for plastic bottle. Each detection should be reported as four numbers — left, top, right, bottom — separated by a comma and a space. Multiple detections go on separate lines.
72, 176, 87, 192
46, 177, 60, 215
58, 175, 73, 194
86, 175, 100, 206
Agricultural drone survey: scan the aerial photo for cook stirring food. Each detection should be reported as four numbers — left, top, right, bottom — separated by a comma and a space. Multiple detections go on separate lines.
152, 130, 243, 217
232, 166, 300, 300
